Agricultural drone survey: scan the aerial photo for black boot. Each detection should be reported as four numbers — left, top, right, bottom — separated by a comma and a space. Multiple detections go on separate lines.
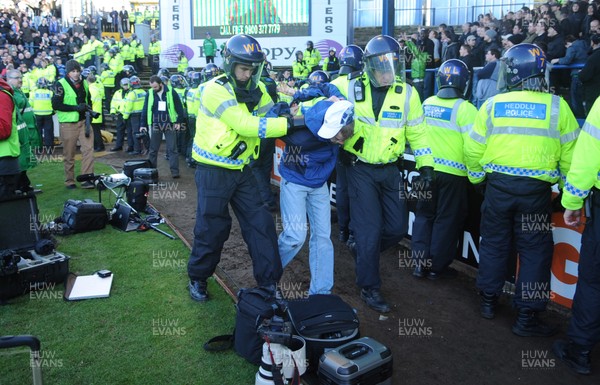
360, 288, 390, 313
189, 280, 208, 302
552, 339, 591, 375
511, 308, 558, 337
480, 291, 497, 319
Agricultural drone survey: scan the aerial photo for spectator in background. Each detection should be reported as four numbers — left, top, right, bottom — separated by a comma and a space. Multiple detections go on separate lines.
441, 30, 460, 62
458, 22, 472, 45
0, 75, 21, 199
473, 48, 501, 108
466, 34, 483, 67
20, 21, 35, 54
203, 32, 217, 64
551, 34, 588, 118
579, 34, 600, 116
568, 1, 585, 36
429, 30, 441, 66
533, 19, 549, 46
547, 23, 566, 61
110, 8, 118, 33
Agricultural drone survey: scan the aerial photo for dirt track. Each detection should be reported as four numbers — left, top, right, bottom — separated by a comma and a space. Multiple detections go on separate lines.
101, 150, 598, 385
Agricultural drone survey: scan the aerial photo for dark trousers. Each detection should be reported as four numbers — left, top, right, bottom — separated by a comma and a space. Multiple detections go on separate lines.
347, 162, 407, 289
476, 173, 553, 311
186, 117, 196, 161
92, 122, 104, 150
150, 55, 159, 75
114, 114, 126, 149
148, 127, 179, 177
188, 164, 283, 286
249, 138, 276, 207
206, 56, 214, 64
125, 118, 134, 151
129, 113, 142, 152
412, 172, 468, 273
35, 114, 54, 148
335, 161, 350, 232
568, 192, 600, 349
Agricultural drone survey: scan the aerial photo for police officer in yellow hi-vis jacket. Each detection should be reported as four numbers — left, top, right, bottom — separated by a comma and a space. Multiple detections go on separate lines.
412, 59, 478, 280
552, 98, 600, 375
187, 34, 298, 302
333, 35, 435, 313
465, 43, 580, 336
29, 77, 54, 152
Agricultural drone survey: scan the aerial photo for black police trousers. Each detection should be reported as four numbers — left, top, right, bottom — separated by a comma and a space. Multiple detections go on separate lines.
346, 162, 407, 289
412, 171, 468, 273
476, 173, 553, 311
568, 191, 600, 349
188, 163, 282, 286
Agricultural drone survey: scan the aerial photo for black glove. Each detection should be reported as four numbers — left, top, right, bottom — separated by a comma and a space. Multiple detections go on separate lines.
416, 166, 435, 193
473, 181, 487, 197
284, 114, 306, 134
76, 103, 88, 112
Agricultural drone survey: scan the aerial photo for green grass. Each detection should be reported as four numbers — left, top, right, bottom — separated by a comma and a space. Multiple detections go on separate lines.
0, 161, 257, 384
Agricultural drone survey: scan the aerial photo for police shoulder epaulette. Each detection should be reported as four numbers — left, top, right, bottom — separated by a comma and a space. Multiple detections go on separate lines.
394, 85, 403, 94
215, 76, 229, 86
347, 70, 363, 80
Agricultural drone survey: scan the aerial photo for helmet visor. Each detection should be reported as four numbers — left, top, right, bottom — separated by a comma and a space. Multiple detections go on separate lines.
365, 52, 403, 87
496, 58, 510, 92
231, 61, 264, 90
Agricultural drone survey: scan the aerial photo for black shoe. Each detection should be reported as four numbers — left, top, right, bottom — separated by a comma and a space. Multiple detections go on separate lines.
552, 340, 592, 375
511, 308, 558, 337
109, 147, 122, 152
80, 181, 95, 189
172, 174, 180, 179
189, 280, 208, 302
66, 184, 76, 190
339, 229, 349, 243
94, 147, 105, 152
413, 265, 430, 278
427, 267, 458, 281
480, 291, 497, 319
360, 288, 390, 313
128, 151, 141, 155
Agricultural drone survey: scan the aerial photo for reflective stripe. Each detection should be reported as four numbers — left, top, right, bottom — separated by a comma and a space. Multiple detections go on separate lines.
470, 130, 486, 144
258, 118, 267, 138
380, 119, 403, 128
357, 116, 376, 125
564, 182, 589, 198
257, 100, 274, 116
23, 107, 33, 113
406, 114, 424, 127
17, 122, 27, 130
347, 78, 357, 103
450, 99, 464, 126
549, 95, 560, 134
427, 118, 461, 133
414, 147, 432, 157
583, 121, 600, 141
560, 130, 579, 145
434, 157, 467, 171
192, 143, 244, 166
205, 99, 237, 119
33, 109, 53, 114
462, 123, 473, 135
483, 163, 560, 178
487, 126, 560, 139
468, 170, 486, 179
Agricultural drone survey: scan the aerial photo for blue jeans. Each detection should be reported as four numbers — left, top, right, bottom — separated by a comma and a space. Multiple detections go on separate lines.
278, 179, 334, 294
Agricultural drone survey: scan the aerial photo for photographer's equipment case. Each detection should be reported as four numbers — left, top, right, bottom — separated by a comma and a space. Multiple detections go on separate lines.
123, 159, 151, 178
0, 193, 70, 300
127, 179, 149, 212
318, 337, 393, 385
287, 294, 360, 371
61, 199, 108, 233
133, 168, 158, 184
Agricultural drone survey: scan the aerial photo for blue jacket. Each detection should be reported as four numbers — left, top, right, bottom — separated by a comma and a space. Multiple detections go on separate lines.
279, 100, 339, 188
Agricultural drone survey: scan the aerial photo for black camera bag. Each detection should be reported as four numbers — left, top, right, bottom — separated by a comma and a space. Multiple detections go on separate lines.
127, 179, 149, 212
60, 199, 107, 234
287, 294, 360, 370
234, 287, 281, 365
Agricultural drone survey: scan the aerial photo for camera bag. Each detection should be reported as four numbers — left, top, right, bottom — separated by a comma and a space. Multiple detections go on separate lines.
133, 168, 158, 184
123, 159, 152, 178
287, 294, 360, 371
60, 199, 108, 234
127, 179, 149, 212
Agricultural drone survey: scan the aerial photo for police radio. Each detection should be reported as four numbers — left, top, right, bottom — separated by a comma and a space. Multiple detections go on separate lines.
354, 79, 365, 102
229, 141, 247, 160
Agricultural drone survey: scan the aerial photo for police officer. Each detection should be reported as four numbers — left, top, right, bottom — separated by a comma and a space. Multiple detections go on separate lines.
109, 78, 130, 152
304, 40, 322, 73
464, 44, 580, 335
98, 62, 116, 110
292, 51, 309, 80
169, 74, 189, 157
552, 98, 600, 375
87, 72, 105, 151
331, 45, 365, 243
148, 36, 161, 75
122, 75, 147, 155
29, 77, 54, 153
333, 35, 434, 313
412, 59, 478, 279
188, 34, 297, 302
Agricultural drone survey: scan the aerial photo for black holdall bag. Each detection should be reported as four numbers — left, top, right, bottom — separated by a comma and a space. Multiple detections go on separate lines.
287, 294, 360, 370
126, 179, 149, 212
59, 199, 108, 234
203, 287, 288, 365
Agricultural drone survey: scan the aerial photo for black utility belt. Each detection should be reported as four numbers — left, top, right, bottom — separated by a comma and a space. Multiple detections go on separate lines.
354, 159, 395, 168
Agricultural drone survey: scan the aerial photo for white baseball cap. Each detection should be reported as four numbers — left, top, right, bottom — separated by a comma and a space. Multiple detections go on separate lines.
317, 100, 355, 139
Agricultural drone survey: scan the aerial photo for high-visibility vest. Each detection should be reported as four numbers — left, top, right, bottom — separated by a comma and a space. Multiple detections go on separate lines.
30, 88, 54, 115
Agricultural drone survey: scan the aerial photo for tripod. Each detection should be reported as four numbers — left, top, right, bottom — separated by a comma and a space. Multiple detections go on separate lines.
96, 174, 175, 240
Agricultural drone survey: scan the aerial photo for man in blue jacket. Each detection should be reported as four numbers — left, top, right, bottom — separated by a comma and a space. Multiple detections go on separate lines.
278, 99, 354, 294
